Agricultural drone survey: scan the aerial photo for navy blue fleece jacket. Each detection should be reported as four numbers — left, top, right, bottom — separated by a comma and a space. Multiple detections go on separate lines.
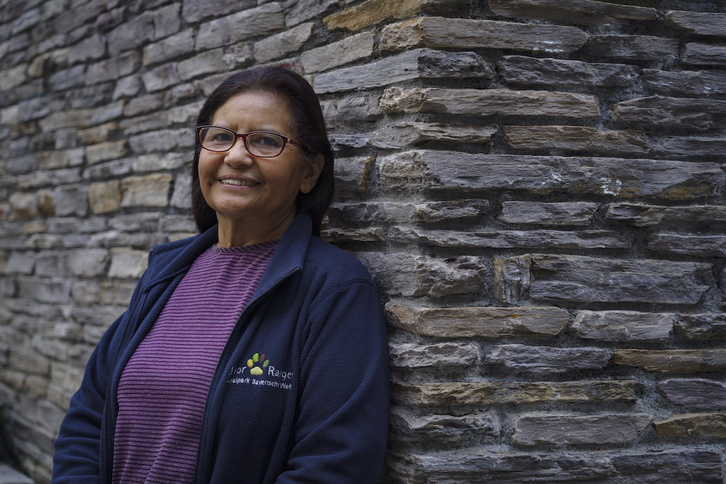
52, 214, 390, 483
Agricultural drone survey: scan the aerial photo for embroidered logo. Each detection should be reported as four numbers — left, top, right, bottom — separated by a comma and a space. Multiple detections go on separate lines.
227, 351, 294, 390
247, 352, 269, 376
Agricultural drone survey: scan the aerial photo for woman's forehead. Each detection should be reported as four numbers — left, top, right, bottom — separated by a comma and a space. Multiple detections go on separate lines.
213, 90, 294, 129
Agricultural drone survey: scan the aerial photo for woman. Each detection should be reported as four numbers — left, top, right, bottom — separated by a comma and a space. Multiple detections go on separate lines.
52, 67, 390, 483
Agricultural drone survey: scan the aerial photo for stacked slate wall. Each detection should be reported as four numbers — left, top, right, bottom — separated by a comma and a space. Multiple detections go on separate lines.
1, 0, 725, 482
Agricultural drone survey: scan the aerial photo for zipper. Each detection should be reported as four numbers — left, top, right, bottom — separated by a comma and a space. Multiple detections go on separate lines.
192, 265, 301, 483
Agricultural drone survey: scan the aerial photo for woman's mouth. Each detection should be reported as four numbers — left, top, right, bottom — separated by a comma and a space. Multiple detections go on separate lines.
219, 178, 258, 187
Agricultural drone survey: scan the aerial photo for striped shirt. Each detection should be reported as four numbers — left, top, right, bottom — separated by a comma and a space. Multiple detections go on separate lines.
112, 241, 278, 483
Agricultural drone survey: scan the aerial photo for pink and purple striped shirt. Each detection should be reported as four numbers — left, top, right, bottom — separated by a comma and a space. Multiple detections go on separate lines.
112, 241, 277, 483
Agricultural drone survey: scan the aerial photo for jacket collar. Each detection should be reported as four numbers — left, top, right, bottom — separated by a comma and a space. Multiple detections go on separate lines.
255, 212, 312, 298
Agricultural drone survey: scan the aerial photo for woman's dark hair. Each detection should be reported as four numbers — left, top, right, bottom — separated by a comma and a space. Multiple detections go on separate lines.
190, 66, 334, 236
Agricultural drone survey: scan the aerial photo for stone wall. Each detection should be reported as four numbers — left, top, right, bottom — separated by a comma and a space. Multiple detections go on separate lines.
1, 0, 726, 482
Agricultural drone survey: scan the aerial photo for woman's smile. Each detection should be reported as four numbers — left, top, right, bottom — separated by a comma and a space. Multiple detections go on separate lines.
218, 176, 259, 187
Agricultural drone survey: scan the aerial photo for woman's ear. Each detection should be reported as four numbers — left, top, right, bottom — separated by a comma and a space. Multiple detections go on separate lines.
299, 153, 325, 194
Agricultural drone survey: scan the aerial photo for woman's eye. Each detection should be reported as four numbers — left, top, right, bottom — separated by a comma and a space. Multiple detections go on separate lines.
211, 131, 234, 142
251, 135, 283, 149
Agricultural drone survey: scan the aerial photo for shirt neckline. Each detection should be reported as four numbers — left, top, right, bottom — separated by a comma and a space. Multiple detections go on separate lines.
213, 239, 279, 256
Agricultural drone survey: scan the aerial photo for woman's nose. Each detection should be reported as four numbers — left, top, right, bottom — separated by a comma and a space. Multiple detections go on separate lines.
224, 138, 255, 167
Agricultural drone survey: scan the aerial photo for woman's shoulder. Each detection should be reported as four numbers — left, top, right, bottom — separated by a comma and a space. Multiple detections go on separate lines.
304, 237, 375, 283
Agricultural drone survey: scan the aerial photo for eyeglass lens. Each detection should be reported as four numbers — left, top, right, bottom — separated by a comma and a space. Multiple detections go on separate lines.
199, 126, 286, 157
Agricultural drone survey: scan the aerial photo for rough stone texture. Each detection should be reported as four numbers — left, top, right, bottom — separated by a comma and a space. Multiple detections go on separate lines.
368, 122, 496, 149
119, 174, 172, 208
313, 49, 493, 94
607, 203, 726, 228
497, 201, 598, 226
485, 344, 613, 373
642, 69, 726, 99
613, 349, 726, 373
512, 413, 651, 446
496, 254, 713, 305
320, 94, 382, 129
380, 17, 588, 54
413, 200, 490, 223
388, 449, 723, 483
386, 304, 569, 338
325, 0, 432, 32
499, 55, 640, 89
53, 185, 88, 217
358, 252, 486, 298
392, 380, 639, 407
683, 43, 726, 68
390, 408, 499, 445
253, 22, 313, 63
613, 95, 726, 131
376, 151, 722, 200
665, 11, 726, 36
181, 0, 257, 24
492, 255, 532, 304
504, 125, 648, 155
654, 413, 726, 438
88, 181, 121, 214
540, 255, 710, 304
647, 234, 726, 257
2, 1, 726, 483
194, 3, 285, 50
675, 313, 726, 341
328, 201, 417, 225
570, 310, 674, 342
658, 379, 726, 409
301, 31, 375, 73
651, 135, 726, 160
586, 35, 679, 62
389, 342, 479, 368
387, 227, 628, 251
107, 248, 149, 279
381, 87, 599, 117
489, 0, 657, 26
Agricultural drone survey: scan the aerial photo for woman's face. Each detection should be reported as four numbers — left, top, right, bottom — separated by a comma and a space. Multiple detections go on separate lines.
198, 90, 322, 246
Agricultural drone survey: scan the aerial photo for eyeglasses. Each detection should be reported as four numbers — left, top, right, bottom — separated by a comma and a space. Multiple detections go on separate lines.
196, 125, 308, 158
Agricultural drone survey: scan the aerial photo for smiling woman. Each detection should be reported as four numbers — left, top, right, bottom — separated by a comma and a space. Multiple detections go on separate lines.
196, 89, 324, 247
191, 68, 336, 240
52, 67, 390, 484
